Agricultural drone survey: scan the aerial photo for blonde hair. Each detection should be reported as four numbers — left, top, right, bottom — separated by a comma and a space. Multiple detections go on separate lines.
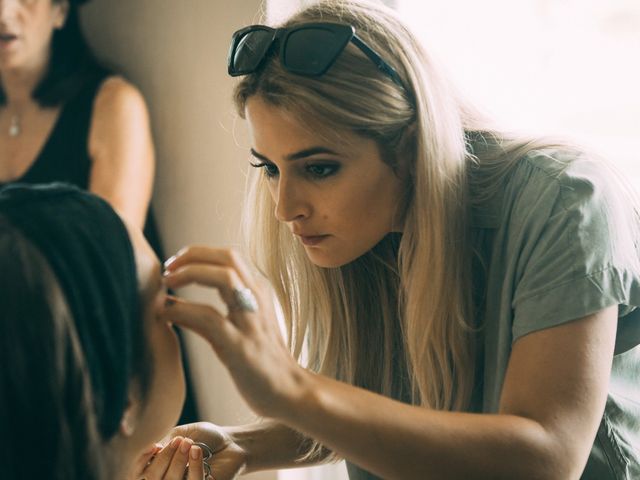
234, 0, 639, 460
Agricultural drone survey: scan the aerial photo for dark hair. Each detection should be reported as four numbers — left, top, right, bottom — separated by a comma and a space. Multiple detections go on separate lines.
0, 213, 151, 480
0, 1, 106, 107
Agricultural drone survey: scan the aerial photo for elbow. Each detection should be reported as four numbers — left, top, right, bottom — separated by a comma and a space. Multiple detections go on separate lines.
515, 434, 591, 480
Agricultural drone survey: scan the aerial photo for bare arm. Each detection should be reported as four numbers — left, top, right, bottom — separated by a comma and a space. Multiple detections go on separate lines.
166, 419, 331, 479
88, 76, 155, 227
280, 308, 616, 479
227, 420, 332, 473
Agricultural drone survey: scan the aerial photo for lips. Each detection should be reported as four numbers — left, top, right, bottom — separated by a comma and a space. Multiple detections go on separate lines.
0, 33, 18, 48
297, 234, 330, 246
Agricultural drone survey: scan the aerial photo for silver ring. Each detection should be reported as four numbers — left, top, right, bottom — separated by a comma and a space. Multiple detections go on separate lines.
193, 442, 214, 480
230, 287, 258, 313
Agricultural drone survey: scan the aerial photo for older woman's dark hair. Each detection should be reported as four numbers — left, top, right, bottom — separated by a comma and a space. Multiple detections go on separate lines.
0, 0, 105, 107
0, 184, 152, 480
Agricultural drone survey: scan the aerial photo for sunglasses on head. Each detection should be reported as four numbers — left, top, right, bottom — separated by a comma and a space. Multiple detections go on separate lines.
227, 22, 406, 89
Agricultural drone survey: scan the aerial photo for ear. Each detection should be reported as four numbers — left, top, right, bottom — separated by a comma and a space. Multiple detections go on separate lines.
119, 395, 141, 437
53, 0, 70, 30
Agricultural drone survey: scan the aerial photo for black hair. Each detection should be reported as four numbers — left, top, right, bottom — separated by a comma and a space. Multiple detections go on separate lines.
0, 213, 152, 480
0, 0, 107, 107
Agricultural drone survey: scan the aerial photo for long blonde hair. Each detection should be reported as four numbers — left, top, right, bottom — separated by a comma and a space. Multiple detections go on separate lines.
233, 0, 623, 455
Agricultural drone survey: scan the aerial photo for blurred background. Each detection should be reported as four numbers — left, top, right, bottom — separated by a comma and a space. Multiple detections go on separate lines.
79, 0, 639, 478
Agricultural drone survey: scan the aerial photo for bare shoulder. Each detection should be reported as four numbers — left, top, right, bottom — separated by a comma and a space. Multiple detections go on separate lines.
88, 76, 152, 156
92, 75, 149, 123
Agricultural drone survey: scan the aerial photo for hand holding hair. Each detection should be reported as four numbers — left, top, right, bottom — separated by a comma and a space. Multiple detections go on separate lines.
162, 246, 310, 420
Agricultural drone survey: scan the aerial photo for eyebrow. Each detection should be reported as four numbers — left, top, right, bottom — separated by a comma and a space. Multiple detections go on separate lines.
250, 146, 340, 162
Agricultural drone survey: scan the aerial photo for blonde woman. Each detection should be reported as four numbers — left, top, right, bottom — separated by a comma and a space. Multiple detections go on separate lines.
161, 1, 640, 478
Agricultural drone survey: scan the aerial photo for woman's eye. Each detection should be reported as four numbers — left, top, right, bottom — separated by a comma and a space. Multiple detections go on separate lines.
250, 162, 279, 178
306, 164, 339, 179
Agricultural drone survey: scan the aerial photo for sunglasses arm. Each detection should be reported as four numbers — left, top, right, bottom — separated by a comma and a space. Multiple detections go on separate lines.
350, 34, 406, 88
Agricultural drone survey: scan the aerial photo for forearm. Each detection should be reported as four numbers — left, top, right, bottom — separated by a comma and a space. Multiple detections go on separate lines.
226, 420, 332, 473
277, 372, 573, 480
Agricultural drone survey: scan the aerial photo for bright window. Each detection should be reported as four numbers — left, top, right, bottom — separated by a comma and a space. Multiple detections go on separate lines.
398, 0, 640, 176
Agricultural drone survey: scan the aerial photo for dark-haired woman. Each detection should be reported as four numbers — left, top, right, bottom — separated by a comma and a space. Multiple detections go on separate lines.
0, 0, 198, 423
0, 183, 204, 480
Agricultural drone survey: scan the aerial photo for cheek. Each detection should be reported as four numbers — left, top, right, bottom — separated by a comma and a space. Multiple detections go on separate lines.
26, 9, 56, 39
337, 175, 395, 224
266, 180, 277, 201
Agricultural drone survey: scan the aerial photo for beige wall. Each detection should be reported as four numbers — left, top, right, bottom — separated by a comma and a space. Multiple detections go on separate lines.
80, 1, 273, 479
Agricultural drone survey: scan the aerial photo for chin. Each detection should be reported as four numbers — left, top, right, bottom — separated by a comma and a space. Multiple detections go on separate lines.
305, 250, 359, 269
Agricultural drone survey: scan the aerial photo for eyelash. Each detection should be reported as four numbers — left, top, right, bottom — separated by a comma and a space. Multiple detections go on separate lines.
249, 162, 340, 180
250, 162, 279, 178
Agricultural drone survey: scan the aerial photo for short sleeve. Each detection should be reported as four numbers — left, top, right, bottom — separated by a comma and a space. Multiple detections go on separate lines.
511, 155, 640, 343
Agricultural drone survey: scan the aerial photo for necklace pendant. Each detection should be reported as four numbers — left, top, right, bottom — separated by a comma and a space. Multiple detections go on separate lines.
9, 115, 20, 137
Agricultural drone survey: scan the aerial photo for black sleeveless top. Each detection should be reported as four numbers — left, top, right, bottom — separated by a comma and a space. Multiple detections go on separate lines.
0, 70, 164, 258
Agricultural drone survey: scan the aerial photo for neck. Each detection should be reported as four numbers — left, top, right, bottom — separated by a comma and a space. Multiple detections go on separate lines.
1, 57, 50, 108
105, 436, 138, 480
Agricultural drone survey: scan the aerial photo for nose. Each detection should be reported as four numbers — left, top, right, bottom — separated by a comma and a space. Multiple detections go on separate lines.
274, 175, 310, 223
0, 0, 17, 21
0, 0, 15, 18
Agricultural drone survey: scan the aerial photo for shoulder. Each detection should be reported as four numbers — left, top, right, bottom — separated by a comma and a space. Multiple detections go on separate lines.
520, 148, 600, 184
515, 148, 624, 215
471, 147, 605, 229
88, 76, 152, 157
92, 76, 149, 125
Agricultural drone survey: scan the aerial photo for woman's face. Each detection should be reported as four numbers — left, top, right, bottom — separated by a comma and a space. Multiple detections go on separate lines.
126, 226, 185, 451
245, 96, 407, 268
0, 0, 67, 72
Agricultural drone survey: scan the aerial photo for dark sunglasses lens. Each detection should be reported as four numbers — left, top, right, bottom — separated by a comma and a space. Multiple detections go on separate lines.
232, 29, 273, 74
283, 27, 348, 76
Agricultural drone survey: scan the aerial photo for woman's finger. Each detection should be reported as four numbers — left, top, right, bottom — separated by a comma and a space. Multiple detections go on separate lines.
162, 296, 241, 350
165, 246, 256, 290
187, 446, 205, 480
163, 438, 193, 479
142, 436, 183, 478
164, 263, 246, 307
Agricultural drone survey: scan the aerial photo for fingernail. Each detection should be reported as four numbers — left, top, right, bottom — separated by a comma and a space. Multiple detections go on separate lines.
190, 445, 201, 460
171, 436, 182, 448
165, 296, 176, 307
164, 256, 176, 269
180, 438, 193, 454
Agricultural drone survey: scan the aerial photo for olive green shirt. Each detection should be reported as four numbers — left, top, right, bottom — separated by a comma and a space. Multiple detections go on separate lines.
346, 149, 640, 479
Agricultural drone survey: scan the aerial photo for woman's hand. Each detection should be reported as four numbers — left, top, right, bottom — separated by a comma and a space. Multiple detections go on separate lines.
162, 422, 248, 480
162, 247, 311, 419
131, 436, 204, 480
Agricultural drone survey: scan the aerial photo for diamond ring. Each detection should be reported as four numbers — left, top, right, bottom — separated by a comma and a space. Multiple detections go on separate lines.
229, 287, 259, 313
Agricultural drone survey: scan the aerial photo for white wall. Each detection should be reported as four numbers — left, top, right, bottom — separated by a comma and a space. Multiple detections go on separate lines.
80, 2, 273, 479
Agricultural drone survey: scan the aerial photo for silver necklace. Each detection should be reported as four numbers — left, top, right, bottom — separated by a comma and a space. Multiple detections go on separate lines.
9, 114, 21, 137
